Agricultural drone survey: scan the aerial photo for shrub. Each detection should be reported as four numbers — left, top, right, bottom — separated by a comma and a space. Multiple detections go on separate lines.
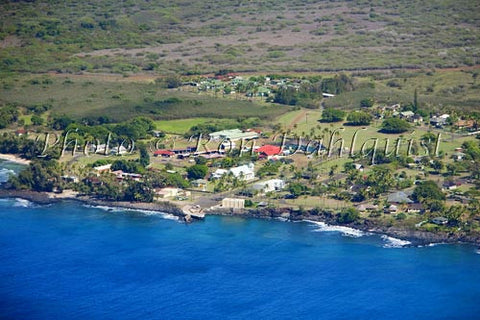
321, 107, 345, 123
346, 111, 372, 126
380, 118, 410, 133
336, 207, 359, 224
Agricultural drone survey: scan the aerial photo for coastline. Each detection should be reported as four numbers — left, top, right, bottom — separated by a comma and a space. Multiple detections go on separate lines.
1, 189, 479, 246
0, 154, 31, 165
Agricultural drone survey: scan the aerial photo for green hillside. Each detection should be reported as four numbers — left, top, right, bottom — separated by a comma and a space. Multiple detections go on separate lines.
1, 0, 479, 74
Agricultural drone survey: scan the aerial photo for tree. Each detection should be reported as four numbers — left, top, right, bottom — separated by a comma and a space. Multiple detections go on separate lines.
195, 156, 208, 165
111, 160, 145, 174
51, 115, 74, 130
446, 163, 458, 176
124, 181, 153, 202
186, 164, 208, 180
336, 207, 359, 224
273, 87, 298, 105
321, 74, 354, 94
462, 141, 480, 160
321, 108, 345, 123
0, 105, 19, 129
412, 180, 445, 202
287, 182, 309, 198
413, 88, 419, 109
10, 159, 61, 192
31, 115, 44, 126
360, 98, 374, 108
430, 159, 443, 173
365, 166, 394, 196
138, 143, 150, 167
346, 111, 373, 126
157, 74, 181, 88
380, 118, 411, 133
444, 205, 464, 224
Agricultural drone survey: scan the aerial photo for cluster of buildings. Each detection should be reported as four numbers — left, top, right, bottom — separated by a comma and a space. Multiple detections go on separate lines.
185, 75, 335, 99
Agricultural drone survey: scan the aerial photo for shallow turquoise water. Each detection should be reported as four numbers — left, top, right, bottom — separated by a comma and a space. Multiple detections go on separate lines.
0, 198, 479, 319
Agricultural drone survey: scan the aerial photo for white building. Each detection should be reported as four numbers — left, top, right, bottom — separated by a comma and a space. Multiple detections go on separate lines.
252, 179, 285, 193
208, 129, 258, 141
93, 163, 112, 174
211, 163, 255, 181
154, 187, 190, 199
222, 198, 245, 209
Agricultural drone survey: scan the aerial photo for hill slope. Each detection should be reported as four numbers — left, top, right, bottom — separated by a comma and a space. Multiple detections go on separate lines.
1, 0, 479, 74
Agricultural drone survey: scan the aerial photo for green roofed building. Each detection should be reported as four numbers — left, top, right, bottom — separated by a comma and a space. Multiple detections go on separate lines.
209, 129, 258, 141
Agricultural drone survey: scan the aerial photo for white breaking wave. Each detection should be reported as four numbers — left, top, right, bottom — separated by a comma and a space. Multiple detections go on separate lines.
381, 235, 411, 248
305, 220, 367, 238
416, 242, 445, 248
13, 198, 35, 208
84, 204, 179, 221
0, 168, 16, 183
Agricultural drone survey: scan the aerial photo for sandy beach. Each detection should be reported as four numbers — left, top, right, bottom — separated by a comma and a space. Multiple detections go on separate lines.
0, 154, 31, 165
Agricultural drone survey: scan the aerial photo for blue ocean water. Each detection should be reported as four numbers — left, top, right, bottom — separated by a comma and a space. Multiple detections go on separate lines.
0, 160, 25, 184
0, 199, 479, 320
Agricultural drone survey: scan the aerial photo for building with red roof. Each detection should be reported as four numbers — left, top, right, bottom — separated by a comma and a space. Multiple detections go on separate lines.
255, 145, 282, 158
154, 150, 175, 158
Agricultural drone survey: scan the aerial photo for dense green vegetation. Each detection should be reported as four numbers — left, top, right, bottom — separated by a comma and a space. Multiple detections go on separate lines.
321, 108, 345, 123
380, 118, 411, 134
346, 111, 372, 126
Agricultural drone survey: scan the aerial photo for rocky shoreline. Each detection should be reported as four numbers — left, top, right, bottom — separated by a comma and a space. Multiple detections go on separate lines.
1, 189, 479, 247
206, 206, 480, 246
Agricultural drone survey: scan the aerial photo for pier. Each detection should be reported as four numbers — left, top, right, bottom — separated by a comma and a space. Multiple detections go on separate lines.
182, 205, 205, 221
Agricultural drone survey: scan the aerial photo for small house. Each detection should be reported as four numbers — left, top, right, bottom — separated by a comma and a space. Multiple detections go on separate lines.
443, 180, 461, 190
455, 119, 475, 130
229, 163, 255, 181
385, 204, 398, 214
387, 191, 413, 204
15, 129, 28, 136
155, 188, 190, 199
452, 152, 466, 161
152, 130, 164, 138
400, 111, 415, 119
93, 164, 112, 174
61, 175, 79, 183
407, 203, 425, 214
222, 198, 245, 209
192, 179, 208, 190
154, 149, 175, 158
353, 163, 364, 172
357, 204, 379, 212
432, 217, 448, 225
412, 114, 423, 123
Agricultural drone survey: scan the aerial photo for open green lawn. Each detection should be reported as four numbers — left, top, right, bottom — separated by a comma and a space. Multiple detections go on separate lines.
18, 114, 32, 126
273, 108, 477, 163
0, 75, 288, 123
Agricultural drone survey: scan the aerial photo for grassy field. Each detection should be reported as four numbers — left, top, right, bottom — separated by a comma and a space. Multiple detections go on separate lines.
272, 108, 475, 161
0, 74, 288, 123
323, 69, 480, 112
